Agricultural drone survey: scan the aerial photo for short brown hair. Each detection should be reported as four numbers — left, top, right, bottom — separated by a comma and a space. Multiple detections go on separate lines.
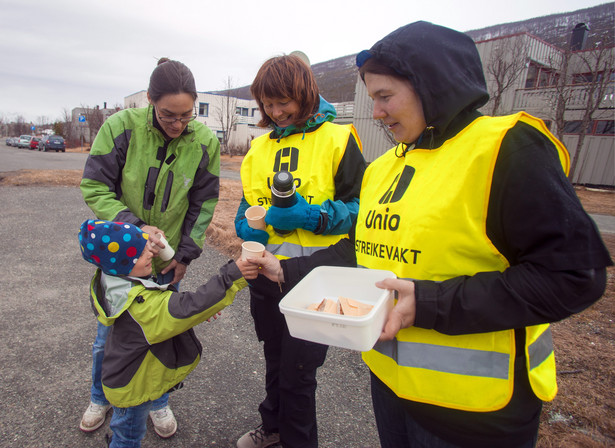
250, 55, 320, 129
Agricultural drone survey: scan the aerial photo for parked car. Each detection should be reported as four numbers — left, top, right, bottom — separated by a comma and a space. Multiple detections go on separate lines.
38, 135, 66, 152
29, 137, 41, 150
7, 137, 18, 146
17, 135, 34, 148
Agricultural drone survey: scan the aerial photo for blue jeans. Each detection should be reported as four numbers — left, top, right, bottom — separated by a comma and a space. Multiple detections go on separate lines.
108, 401, 153, 448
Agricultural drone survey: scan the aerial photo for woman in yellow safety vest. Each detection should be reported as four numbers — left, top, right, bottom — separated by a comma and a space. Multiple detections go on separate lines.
242, 22, 613, 448
234, 54, 366, 448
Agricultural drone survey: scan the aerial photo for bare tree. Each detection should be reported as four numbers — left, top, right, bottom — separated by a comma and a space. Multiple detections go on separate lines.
61, 108, 74, 143
546, 26, 615, 181
215, 76, 239, 156
52, 121, 64, 137
568, 45, 614, 180
83, 105, 105, 144
484, 35, 530, 116
36, 115, 49, 127
550, 50, 572, 142
14, 116, 29, 136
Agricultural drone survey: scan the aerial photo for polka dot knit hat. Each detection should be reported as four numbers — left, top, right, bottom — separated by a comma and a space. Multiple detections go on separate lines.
79, 220, 150, 276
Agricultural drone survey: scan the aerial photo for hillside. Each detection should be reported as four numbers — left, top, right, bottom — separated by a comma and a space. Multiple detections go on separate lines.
216, 2, 614, 103
466, 2, 614, 48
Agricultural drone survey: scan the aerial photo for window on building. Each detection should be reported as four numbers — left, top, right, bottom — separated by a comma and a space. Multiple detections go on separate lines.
572, 72, 594, 84
216, 130, 225, 143
594, 120, 614, 135
563, 121, 592, 134
251, 108, 259, 117
525, 63, 539, 88
199, 103, 209, 117
525, 62, 558, 88
236, 107, 249, 116
538, 68, 557, 87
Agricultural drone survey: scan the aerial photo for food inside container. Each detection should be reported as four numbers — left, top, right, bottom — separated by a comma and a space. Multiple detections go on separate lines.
307, 296, 374, 316
279, 266, 396, 351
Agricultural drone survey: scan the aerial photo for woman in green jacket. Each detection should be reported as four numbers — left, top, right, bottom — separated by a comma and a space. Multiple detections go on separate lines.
79, 58, 220, 438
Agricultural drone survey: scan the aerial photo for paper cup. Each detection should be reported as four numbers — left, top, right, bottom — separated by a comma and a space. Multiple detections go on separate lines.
155, 233, 175, 261
241, 241, 265, 261
245, 205, 267, 230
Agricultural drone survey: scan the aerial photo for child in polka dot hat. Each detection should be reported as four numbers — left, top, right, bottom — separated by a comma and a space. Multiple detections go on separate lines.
79, 219, 150, 276
77, 217, 255, 447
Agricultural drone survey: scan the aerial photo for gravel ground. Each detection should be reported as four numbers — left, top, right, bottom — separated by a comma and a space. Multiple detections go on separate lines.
0, 186, 379, 448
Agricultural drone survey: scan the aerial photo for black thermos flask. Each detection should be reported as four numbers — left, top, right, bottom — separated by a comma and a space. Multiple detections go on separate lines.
271, 170, 297, 236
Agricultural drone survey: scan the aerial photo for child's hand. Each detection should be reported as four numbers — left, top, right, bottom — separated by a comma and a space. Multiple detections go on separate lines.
236, 257, 260, 279
236, 251, 283, 283
146, 238, 161, 257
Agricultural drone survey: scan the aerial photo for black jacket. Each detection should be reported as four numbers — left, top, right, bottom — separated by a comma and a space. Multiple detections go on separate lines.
281, 21, 612, 447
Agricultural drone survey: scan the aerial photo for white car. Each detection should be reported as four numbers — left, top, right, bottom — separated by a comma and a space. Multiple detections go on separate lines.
17, 135, 34, 149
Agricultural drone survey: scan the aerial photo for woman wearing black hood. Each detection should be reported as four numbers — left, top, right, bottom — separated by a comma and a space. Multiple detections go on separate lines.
241, 21, 612, 447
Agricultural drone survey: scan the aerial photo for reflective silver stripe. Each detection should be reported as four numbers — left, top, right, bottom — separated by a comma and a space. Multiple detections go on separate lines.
266, 242, 328, 258
373, 339, 510, 379
528, 327, 554, 371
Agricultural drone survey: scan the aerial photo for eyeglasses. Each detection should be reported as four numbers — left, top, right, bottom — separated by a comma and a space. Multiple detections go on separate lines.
156, 108, 197, 124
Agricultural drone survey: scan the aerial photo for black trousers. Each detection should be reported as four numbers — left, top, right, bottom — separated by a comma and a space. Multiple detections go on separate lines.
250, 281, 329, 448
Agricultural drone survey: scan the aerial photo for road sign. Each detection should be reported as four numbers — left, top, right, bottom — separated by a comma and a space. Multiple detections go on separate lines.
31, 126, 35, 131
78, 115, 86, 122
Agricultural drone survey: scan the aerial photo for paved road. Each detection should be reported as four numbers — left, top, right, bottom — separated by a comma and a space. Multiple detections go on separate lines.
0, 143, 240, 180
0, 186, 379, 448
1, 142, 610, 232
0, 142, 90, 171
0, 141, 612, 448
0, 143, 378, 447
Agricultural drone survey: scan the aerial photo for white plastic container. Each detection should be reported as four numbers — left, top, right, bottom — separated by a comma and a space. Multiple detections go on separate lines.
279, 266, 396, 351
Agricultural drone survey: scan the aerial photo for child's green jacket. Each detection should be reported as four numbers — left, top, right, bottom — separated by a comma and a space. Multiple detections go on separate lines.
88, 261, 246, 407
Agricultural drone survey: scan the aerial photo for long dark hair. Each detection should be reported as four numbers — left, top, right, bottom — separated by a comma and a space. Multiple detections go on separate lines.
148, 57, 197, 102
250, 55, 320, 129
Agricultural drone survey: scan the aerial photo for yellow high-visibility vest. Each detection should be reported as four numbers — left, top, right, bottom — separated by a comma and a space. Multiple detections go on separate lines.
242, 122, 361, 259
357, 113, 567, 411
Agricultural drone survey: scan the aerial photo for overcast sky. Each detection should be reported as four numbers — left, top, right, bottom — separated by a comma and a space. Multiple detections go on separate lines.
1, 0, 609, 124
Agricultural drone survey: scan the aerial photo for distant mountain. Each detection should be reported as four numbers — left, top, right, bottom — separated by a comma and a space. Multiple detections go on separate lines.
218, 54, 357, 103
216, 2, 614, 104
465, 2, 614, 48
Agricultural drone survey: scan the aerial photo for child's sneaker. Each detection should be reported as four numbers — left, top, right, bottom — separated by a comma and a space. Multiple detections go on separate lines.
149, 405, 177, 438
79, 402, 111, 432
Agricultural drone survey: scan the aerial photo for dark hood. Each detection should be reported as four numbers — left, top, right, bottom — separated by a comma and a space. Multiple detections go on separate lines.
359, 21, 489, 143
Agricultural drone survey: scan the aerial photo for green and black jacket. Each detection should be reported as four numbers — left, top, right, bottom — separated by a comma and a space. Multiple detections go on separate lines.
81, 105, 220, 274
89, 262, 246, 407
